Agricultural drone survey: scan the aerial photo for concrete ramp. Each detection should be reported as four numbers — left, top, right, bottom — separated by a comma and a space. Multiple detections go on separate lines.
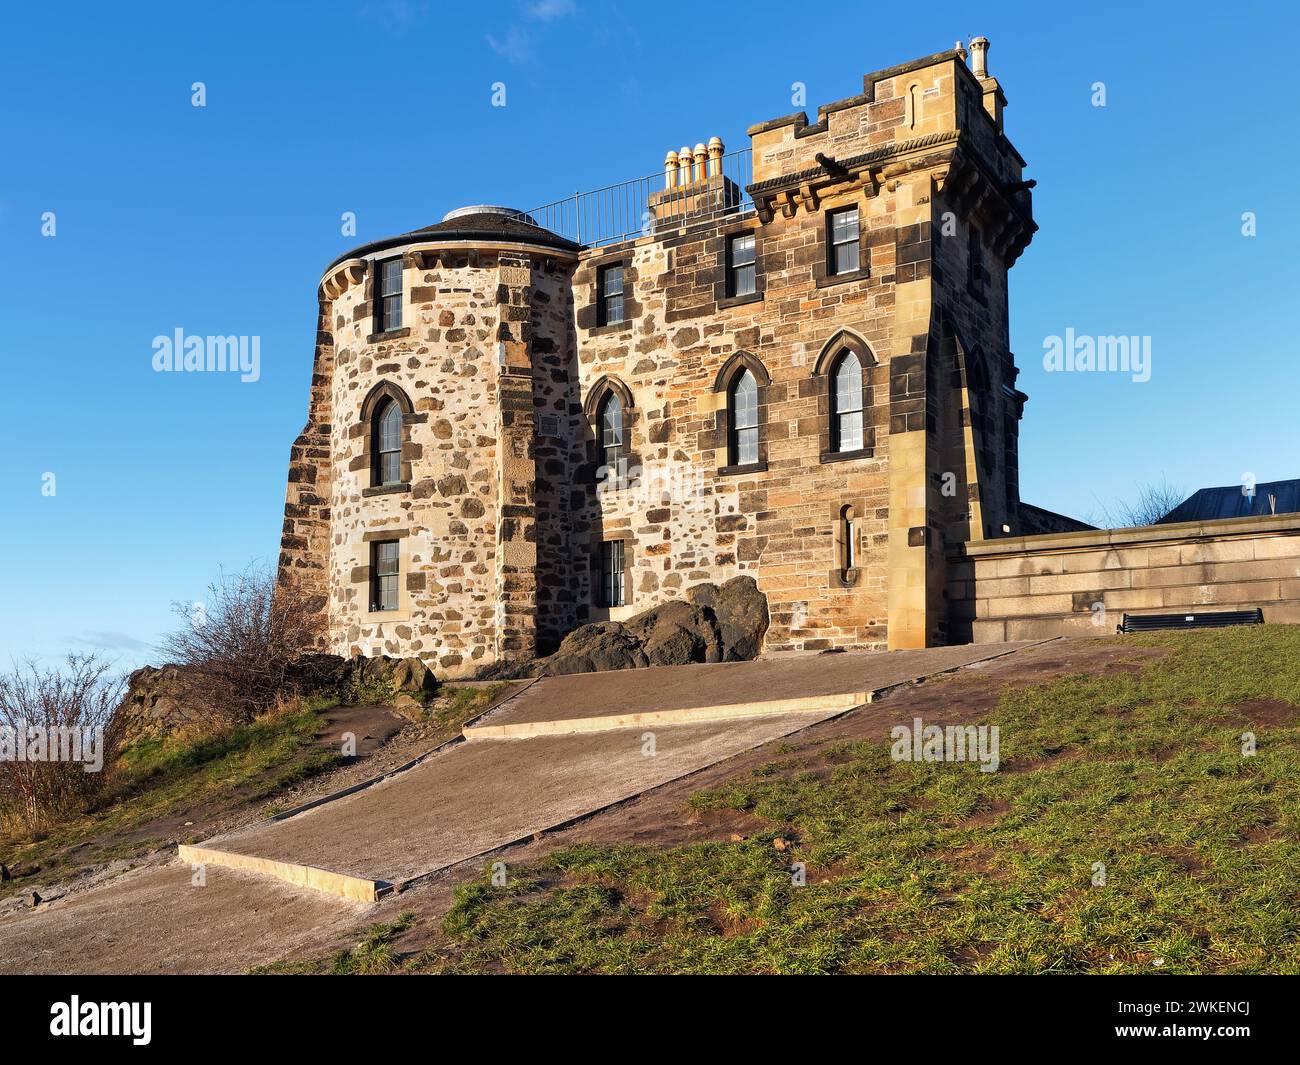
464, 641, 1039, 739
172, 642, 1043, 900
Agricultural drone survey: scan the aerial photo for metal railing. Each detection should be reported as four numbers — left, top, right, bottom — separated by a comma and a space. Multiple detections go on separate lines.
528, 149, 753, 248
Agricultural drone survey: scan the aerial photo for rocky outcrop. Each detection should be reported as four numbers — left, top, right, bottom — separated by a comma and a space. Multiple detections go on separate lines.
115, 654, 439, 743
115, 665, 207, 742
540, 576, 769, 676
334, 655, 439, 703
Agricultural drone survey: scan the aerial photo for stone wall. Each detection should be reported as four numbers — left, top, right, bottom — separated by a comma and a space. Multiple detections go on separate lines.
307, 249, 578, 677
949, 514, 1300, 641
563, 45, 1034, 653
277, 297, 335, 636
276, 41, 1042, 673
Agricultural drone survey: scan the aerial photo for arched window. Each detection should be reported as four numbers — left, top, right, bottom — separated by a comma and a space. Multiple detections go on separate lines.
830, 352, 864, 452
728, 368, 759, 466
373, 399, 403, 486
599, 392, 624, 475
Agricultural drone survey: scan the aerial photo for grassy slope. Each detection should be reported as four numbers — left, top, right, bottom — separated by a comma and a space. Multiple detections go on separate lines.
424, 628, 1300, 974
0, 702, 341, 899
1, 684, 509, 901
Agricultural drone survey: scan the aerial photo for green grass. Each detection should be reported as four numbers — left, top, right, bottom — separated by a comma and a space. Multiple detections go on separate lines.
426, 627, 1300, 974
247, 913, 416, 975
426, 683, 510, 739
0, 704, 341, 899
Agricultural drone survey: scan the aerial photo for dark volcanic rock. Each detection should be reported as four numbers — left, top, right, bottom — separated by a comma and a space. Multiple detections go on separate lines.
539, 577, 768, 676
713, 575, 771, 661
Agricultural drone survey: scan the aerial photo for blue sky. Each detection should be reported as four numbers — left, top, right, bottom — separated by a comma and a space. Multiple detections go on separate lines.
2, 0, 1297, 668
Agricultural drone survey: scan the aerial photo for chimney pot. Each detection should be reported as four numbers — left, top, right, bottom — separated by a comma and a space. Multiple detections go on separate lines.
707, 136, 724, 177
969, 36, 989, 78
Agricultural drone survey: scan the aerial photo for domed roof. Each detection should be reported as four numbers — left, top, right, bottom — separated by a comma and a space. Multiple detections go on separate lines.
325, 205, 579, 273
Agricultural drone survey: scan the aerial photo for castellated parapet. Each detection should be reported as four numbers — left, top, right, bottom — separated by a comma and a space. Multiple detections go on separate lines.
278, 41, 1042, 677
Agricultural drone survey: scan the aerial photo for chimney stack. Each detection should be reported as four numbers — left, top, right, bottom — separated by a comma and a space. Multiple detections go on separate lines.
663, 137, 726, 188
966, 36, 1005, 131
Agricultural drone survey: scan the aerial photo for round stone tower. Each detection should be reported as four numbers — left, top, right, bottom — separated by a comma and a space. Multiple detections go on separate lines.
278, 207, 581, 677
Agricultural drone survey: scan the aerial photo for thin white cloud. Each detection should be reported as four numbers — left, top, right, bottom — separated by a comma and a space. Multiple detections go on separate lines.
487, 25, 536, 65
72, 630, 151, 653
489, 0, 575, 65
525, 0, 575, 19
361, 0, 429, 32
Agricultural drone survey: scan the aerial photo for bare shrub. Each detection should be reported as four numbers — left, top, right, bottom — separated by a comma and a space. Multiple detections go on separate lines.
0, 654, 125, 831
157, 567, 321, 727
1088, 475, 1185, 529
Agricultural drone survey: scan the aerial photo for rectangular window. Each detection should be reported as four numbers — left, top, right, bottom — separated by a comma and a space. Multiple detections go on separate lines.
597, 264, 624, 326
968, 228, 985, 289
599, 540, 625, 608
828, 207, 860, 276
370, 540, 400, 612
377, 258, 403, 332
726, 233, 756, 297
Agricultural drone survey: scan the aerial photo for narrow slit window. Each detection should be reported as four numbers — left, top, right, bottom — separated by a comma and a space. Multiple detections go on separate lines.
377, 258, 403, 331
831, 353, 864, 452
370, 540, 400, 612
599, 540, 625, 608
727, 233, 756, 297
829, 207, 860, 275
728, 368, 759, 466
968, 227, 985, 289
841, 505, 857, 571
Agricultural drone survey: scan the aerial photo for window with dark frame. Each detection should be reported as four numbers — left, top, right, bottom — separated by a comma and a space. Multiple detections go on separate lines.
599, 540, 625, 608
726, 232, 756, 297
831, 352, 864, 452
728, 368, 759, 466
370, 540, 400, 612
373, 399, 402, 486
598, 392, 624, 479
828, 206, 860, 275
597, 263, 625, 326
377, 257, 403, 331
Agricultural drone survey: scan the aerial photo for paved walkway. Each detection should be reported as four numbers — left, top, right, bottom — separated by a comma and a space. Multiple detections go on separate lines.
0, 863, 369, 975
0, 641, 1043, 972
472, 642, 1037, 730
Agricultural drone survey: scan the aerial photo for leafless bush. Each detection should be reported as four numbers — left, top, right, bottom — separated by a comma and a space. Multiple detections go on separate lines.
157, 567, 321, 727
0, 654, 125, 831
1088, 476, 1185, 529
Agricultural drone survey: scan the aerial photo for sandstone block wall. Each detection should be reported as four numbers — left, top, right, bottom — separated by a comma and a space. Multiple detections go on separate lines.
949, 514, 1300, 641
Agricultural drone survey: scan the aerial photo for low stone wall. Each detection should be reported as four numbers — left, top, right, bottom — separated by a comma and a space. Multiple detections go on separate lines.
948, 514, 1300, 641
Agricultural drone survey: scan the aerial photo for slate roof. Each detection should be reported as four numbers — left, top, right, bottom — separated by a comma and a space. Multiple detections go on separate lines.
325, 208, 580, 274
1158, 479, 1300, 524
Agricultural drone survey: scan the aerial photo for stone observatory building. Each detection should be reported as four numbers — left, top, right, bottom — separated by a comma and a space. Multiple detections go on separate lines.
278, 38, 1070, 678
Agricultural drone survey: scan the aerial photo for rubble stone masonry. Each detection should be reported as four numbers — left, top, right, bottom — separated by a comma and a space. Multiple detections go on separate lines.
278, 41, 1050, 677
